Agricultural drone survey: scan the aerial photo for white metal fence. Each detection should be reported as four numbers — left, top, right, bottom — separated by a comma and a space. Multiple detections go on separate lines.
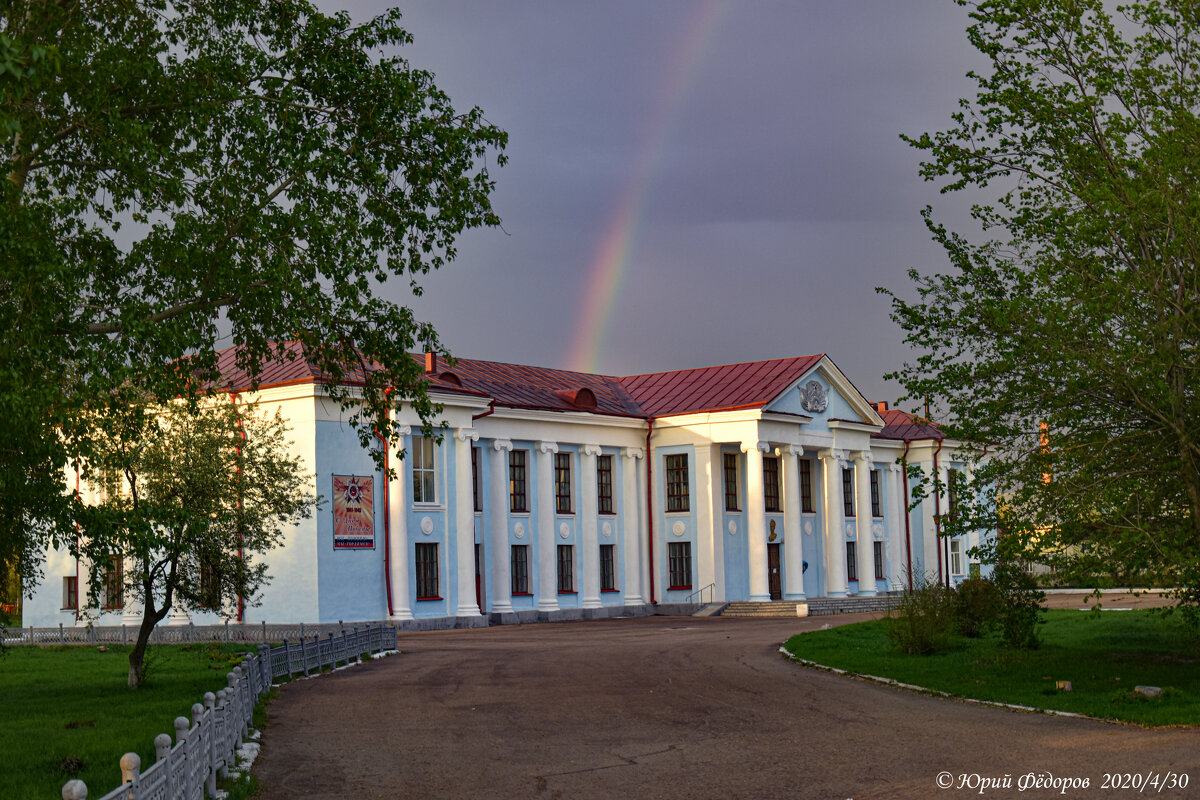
59, 624, 396, 800
5, 619, 396, 646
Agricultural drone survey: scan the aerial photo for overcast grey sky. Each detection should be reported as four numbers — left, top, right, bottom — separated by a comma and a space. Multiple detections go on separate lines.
331, 1, 987, 406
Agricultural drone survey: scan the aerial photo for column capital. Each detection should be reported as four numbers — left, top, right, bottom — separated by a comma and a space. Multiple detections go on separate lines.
581, 443, 603, 457
491, 438, 514, 453
818, 447, 848, 464
454, 427, 479, 443
887, 461, 904, 473
782, 444, 804, 457
741, 440, 771, 454
622, 447, 644, 460
854, 450, 875, 466
395, 424, 412, 437
537, 440, 559, 455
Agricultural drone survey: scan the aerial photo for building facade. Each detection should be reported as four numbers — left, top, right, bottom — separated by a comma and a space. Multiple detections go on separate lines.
25, 346, 991, 628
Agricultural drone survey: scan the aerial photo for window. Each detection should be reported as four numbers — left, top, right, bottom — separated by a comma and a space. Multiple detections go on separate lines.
668, 542, 692, 589
763, 456, 781, 512
846, 541, 858, 582
62, 576, 78, 611
842, 467, 855, 518
102, 556, 123, 610
509, 450, 528, 513
950, 538, 964, 576
600, 544, 617, 591
870, 469, 882, 518
948, 469, 961, 518
412, 435, 436, 504
198, 554, 221, 610
471, 446, 481, 513
415, 542, 439, 599
722, 453, 739, 511
555, 452, 573, 513
597, 455, 614, 514
873, 541, 885, 580
511, 545, 530, 594
799, 459, 814, 513
557, 545, 575, 593
665, 454, 689, 512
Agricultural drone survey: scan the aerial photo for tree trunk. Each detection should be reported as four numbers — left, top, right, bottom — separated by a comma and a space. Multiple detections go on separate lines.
128, 606, 167, 689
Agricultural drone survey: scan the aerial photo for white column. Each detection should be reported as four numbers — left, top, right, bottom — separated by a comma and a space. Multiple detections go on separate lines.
536, 441, 559, 611
887, 462, 907, 591
454, 428, 481, 617
694, 444, 717, 600
782, 445, 806, 600
390, 425, 413, 620
622, 447, 645, 604
855, 451, 877, 597
742, 441, 770, 602
580, 444, 602, 609
820, 449, 848, 597
489, 439, 514, 614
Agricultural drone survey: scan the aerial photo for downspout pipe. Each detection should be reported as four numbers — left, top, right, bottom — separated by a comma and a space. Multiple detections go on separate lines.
645, 418, 656, 604
74, 462, 81, 622
901, 439, 914, 592
472, 401, 495, 421
933, 437, 945, 588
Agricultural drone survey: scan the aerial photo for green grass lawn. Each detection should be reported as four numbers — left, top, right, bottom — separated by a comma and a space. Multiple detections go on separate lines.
0, 643, 250, 800
784, 609, 1200, 727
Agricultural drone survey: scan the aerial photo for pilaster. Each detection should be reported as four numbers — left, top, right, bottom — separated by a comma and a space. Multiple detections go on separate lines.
489, 439, 514, 613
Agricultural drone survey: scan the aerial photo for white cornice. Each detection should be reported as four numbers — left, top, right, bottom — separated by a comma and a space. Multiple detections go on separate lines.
828, 420, 883, 434
489, 407, 648, 429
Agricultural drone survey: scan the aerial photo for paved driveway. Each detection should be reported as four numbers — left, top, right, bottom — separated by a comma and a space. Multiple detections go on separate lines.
254, 614, 1198, 799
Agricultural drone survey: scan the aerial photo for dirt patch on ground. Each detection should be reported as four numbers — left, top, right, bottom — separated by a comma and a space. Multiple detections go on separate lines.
253, 613, 1198, 799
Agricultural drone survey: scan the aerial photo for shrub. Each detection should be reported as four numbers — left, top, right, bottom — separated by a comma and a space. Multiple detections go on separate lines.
954, 577, 1001, 637
886, 577, 957, 654
993, 562, 1045, 650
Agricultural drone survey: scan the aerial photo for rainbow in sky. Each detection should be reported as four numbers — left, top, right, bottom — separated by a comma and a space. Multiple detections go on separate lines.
565, 0, 727, 375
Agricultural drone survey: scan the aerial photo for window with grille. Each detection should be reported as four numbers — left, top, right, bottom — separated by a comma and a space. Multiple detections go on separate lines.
415, 543, 439, 599
62, 576, 77, 611
948, 469, 961, 518
950, 538, 964, 575
597, 455, 614, 514
555, 453, 573, 513
102, 556, 123, 610
763, 456, 781, 512
842, 467, 855, 518
511, 545, 530, 594
471, 446, 481, 513
668, 542, 692, 589
600, 544, 616, 591
412, 435, 437, 504
873, 540, 885, 580
665, 454, 689, 512
557, 545, 575, 593
509, 450, 528, 513
799, 459, 814, 512
722, 453, 739, 511
870, 469, 882, 517
846, 541, 858, 582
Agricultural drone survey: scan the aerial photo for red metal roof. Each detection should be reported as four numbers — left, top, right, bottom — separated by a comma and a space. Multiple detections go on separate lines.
212, 345, 852, 420
873, 407, 944, 441
618, 355, 825, 417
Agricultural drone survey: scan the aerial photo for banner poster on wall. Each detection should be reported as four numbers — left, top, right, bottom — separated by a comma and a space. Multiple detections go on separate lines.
333, 475, 375, 549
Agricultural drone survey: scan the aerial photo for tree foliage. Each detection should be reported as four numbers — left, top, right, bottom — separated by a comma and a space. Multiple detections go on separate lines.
79, 395, 315, 688
1, 1, 506, 589
883, 0, 1200, 612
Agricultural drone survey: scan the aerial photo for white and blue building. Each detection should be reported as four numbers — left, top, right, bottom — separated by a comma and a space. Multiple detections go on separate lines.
25, 346, 991, 628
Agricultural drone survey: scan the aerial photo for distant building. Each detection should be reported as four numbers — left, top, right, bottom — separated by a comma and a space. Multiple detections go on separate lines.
25, 345, 991, 628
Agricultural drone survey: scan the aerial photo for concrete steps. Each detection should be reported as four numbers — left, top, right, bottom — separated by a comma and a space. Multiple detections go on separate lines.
719, 601, 808, 618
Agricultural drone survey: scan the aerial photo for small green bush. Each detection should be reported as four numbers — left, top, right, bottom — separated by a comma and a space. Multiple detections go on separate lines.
954, 577, 1001, 637
886, 578, 957, 654
993, 562, 1045, 650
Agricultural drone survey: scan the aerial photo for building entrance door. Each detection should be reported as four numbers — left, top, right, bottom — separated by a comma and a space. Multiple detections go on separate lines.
768, 543, 782, 600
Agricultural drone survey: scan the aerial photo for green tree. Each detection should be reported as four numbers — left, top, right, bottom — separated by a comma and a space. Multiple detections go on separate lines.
80, 395, 315, 688
883, 0, 1200, 613
1, 1, 506, 591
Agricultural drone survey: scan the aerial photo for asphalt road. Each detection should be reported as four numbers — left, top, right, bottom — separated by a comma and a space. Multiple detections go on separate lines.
253, 608, 1198, 800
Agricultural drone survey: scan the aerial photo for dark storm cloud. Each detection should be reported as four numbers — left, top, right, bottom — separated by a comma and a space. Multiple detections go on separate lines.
331, 1, 987, 404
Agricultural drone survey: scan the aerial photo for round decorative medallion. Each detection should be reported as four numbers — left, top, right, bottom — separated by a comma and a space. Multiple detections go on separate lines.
559, 522, 570, 539
420, 516, 434, 536
800, 380, 828, 413
727, 520, 738, 536
602, 521, 613, 538
872, 522, 884, 538
803, 520, 813, 536
672, 520, 686, 537
845, 523, 855, 540
514, 522, 525, 539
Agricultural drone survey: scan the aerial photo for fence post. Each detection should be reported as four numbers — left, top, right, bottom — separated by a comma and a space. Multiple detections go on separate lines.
120, 752, 140, 784
299, 621, 305, 642
59, 622, 64, 643
224, 619, 230, 643
204, 692, 217, 791
28, 625, 33, 644
327, 632, 336, 668
122, 624, 127, 645
155, 732, 173, 796
300, 637, 310, 677
174, 714, 190, 791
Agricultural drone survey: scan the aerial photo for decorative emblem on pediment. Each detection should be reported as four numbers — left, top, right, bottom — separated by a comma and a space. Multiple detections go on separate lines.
800, 380, 828, 413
